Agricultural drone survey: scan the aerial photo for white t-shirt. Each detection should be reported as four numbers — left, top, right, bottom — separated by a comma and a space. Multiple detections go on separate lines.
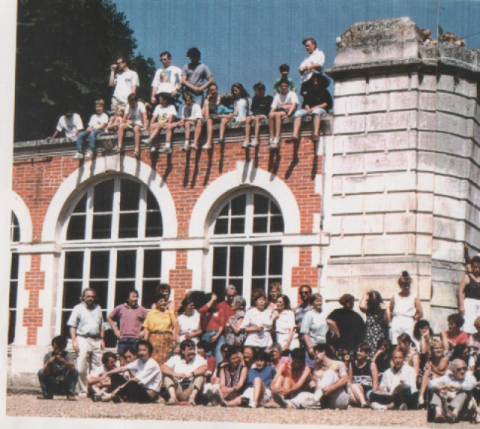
88, 113, 109, 130
241, 308, 274, 348
113, 70, 140, 104
126, 357, 162, 392
182, 103, 203, 121
152, 104, 177, 123
164, 354, 207, 375
90, 364, 111, 378
273, 310, 299, 350
380, 364, 417, 393
299, 49, 325, 83
125, 102, 146, 126
271, 91, 299, 111
300, 309, 329, 346
151, 66, 182, 94
56, 113, 84, 138
177, 310, 200, 343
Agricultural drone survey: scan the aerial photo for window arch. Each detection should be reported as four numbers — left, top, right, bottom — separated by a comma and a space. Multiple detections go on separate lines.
9, 212, 20, 344
209, 189, 284, 305
60, 176, 163, 337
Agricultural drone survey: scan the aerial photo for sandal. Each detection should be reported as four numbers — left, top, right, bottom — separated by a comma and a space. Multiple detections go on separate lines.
131, 151, 140, 159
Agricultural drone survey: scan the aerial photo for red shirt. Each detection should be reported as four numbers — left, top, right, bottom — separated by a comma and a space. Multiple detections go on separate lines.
445, 330, 469, 346
217, 301, 235, 334
199, 304, 225, 331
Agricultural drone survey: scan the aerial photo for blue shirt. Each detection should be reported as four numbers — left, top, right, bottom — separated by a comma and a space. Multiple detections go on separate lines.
246, 365, 276, 388
217, 104, 235, 115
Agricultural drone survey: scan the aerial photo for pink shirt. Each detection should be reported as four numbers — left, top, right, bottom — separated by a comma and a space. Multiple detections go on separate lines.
109, 304, 148, 338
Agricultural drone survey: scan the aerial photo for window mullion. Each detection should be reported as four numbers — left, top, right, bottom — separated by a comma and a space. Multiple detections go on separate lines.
111, 178, 121, 240
243, 244, 253, 305
135, 248, 144, 298
138, 186, 147, 239
83, 250, 91, 292
107, 249, 117, 312
85, 188, 94, 240
245, 192, 254, 237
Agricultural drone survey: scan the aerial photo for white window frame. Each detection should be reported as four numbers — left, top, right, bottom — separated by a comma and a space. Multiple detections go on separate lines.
9, 212, 20, 345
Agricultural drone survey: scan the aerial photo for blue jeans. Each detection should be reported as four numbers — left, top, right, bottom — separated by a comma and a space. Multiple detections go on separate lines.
76, 129, 104, 152
201, 331, 225, 363
38, 368, 78, 397
117, 337, 138, 355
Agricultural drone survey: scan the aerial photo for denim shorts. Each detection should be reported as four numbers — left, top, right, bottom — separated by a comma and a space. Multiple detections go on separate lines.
294, 108, 327, 119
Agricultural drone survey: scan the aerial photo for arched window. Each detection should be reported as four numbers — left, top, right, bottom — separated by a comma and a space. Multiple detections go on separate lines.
60, 176, 163, 336
9, 212, 20, 344
209, 190, 284, 304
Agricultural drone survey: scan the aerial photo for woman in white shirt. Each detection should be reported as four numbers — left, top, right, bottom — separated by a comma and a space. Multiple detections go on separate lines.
175, 297, 202, 344
241, 288, 273, 351
272, 294, 299, 352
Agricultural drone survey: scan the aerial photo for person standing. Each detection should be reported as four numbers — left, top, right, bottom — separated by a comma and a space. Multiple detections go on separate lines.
67, 288, 105, 398
107, 290, 148, 358
199, 292, 227, 362
181, 47, 213, 107
359, 290, 390, 358
298, 37, 325, 89
150, 51, 182, 105
109, 56, 139, 112
459, 255, 480, 334
217, 285, 237, 335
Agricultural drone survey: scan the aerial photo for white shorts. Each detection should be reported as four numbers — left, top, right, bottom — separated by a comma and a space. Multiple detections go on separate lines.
242, 386, 272, 407
464, 298, 480, 334
391, 316, 414, 344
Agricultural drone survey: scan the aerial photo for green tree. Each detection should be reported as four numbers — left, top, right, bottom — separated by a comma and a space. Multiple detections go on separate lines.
15, 0, 155, 141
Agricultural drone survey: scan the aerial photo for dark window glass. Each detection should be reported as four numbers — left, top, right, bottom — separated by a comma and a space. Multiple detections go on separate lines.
10, 253, 19, 280
11, 213, 20, 242
253, 217, 268, 233
117, 250, 136, 279
254, 194, 269, 214
146, 189, 160, 210
231, 194, 246, 215
89, 280, 108, 309
213, 247, 227, 277
229, 278, 243, 296
252, 246, 267, 276
270, 201, 281, 215
73, 194, 87, 214
143, 249, 161, 278
142, 280, 158, 309
92, 214, 112, 239
93, 179, 114, 212
229, 247, 244, 277
61, 311, 72, 337
62, 281, 83, 309
218, 203, 229, 217
269, 246, 283, 275
8, 309, 16, 344
119, 213, 139, 238
145, 212, 163, 237
120, 180, 140, 211
211, 279, 226, 300
67, 215, 86, 240
64, 252, 84, 279
90, 251, 110, 279
9, 279, 18, 309
115, 281, 136, 307
251, 278, 266, 293
270, 216, 284, 233
230, 218, 245, 234
214, 218, 228, 235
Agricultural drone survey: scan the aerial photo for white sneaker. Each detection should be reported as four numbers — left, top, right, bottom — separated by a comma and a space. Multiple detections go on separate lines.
159, 145, 172, 154
84, 150, 93, 159
241, 140, 249, 149
73, 152, 83, 159
141, 137, 152, 145
182, 142, 190, 152
371, 402, 387, 410
249, 139, 259, 147
150, 145, 157, 153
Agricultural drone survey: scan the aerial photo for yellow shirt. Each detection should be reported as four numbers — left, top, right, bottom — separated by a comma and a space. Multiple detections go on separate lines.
143, 309, 176, 332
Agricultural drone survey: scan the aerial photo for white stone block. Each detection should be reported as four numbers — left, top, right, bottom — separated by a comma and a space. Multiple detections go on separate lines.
332, 177, 343, 196
386, 131, 417, 151
419, 92, 437, 111
418, 111, 437, 130
369, 74, 410, 93
417, 214, 433, 234
364, 235, 407, 255
432, 152, 468, 178
384, 213, 415, 233
437, 112, 470, 137
437, 75, 455, 93
364, 193, 408, 213
417, 193, 434, 212
435, 133, 470, 157
417, 172, 434, 192
334, 97, 347, 116
432, 239, 464, 263
367, 111, 413, 132
416, 234, 433, 255
437, 92, 471, 118
334, 115, 366, 134
418, 131, 436, 150
332, 154, 364, 174
332, 135, 346, 154
343, 175, 385, 195
331, 195, 364, 215
419, 75, 437, 92
433, 196, 466, 220
329, 236, 363, 256
386, 172, 416, 192
390, 91, 418, 111
434, 218, 465, 241
417, 152, 435, 172
364, 152, 408, 173
434, 175, 467, 199
347, 94, 388, 114
335, 78, 367, 96
359, 133, 385, 153
341, 214, 384, 235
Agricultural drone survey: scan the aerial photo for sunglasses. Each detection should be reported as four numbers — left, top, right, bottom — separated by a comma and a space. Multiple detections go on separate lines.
457, 367, 467, 371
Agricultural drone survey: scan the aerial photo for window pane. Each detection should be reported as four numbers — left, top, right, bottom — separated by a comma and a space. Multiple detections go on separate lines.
10, 253, 19, 280
218, 203, 229, 217
119, 213, 139, 238
251, 278, 266, 293
230, 218, 245, 234
9, 280, 18, 309
270, 201, 281, 215
117, 250, 137, 279
146, 189, 160, 210
229, 278, 243, 297
252, 246, 267, 276
212, 279, 226, 299
231, 194, 246, 215
92, 214, 112, 239
115, 281, 136, 307
11, 213, 20, 242
67, 215, 86, 240
64, 252, 84, 279
270, 216, 284, 233
93, 179, 114, 212
253, 217, 268, 233
269, 246, 283, 275
61, 311, 72, 337
145, 212, 163, 237
73, 193, 87, 213
143, 249, 161, 278
229, 247, 244, 277
142, 280, 158, 309
90, 280, 108, 309
212, 247, 227, 277
214, 217, 228, 235
90, 251, 110, 279
120, 180, 140, 211
254, 194, 269, 214
8, 310, 16, 344
63, 281, 83, 308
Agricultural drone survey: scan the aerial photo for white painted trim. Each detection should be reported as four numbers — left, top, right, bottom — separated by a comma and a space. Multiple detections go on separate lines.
11, 191, 32, 242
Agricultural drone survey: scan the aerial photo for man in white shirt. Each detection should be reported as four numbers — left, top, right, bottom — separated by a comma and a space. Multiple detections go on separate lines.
109, 56, 139, 112
369, 348, 418, 410
150, 51, 182, 104
100, 340, 162, 403
299, 38, 325, 85
46, 109, 83, 141
161, 339, 208, 405
428, 359, 477, 423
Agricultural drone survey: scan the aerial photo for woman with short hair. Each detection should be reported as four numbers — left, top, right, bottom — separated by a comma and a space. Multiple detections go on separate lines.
241, 288, 274, 351
272, 294, 299, 352
225, 296, 247, 347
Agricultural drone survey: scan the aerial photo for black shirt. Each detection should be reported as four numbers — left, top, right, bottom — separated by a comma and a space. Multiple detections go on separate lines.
251, 94, 273, 116
301, 87, 333, 112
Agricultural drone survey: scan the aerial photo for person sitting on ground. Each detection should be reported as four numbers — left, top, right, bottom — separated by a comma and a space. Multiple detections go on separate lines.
242, 345, 257, 370
268, 78, 299, 150
348, 343, 378, 408
271, 347, 312, 409
373, 338, 393, 382
217, 93, 237, 144
469, 316, 480, 369
268, 343, 290, 393
101, 339, 161, 404
121, 346, 138, 377
106, 106, 125, 133
37, 335, 78, 401
74, 99, 108, 160
46, 108, 83, 141
117, 93, 148, 159
273, 64, 297, 95
418, 340, 449, 408
442, 313, 469, 353
231, 83, 250, 123
413, 319, 434, 355
162, 339, 208, 406
369, 347, 418, 410
179, 92, 203, 152
88, 351, 118, 399
196, 340, 216, 384
396, 333, 420, 378
288, 73, 332, 143
241, 351, 278, 408
141, 92, 177, 154
243, 82, 273, 149
429, 358, 477, 423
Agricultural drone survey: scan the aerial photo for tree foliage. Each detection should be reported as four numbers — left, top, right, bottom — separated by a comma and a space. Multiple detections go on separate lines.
15, 0, 155, 141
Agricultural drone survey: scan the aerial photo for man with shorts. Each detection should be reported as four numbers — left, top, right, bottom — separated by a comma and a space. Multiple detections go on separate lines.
109, 56, 139, 112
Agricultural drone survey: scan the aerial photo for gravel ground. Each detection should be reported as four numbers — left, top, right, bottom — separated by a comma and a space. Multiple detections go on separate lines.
4, 393, 459, 427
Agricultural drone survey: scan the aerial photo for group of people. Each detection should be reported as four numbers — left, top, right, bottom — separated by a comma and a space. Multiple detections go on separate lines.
34, 262, 480, 423
46, 38, 332, 159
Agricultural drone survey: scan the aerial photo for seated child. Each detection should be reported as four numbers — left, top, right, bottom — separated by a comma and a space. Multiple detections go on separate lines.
117, 93, 148, 159
273, 64, 296, 95
348, 343, 378, 408
243, 82, 273, 149
106, 106, 125, 133
74, 99, 108, 160
217, 93, 237, 144
178, 92, 203, 152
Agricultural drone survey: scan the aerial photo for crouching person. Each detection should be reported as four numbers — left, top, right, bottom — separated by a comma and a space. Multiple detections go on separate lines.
161, 339, 207, 406
38, 335, 78, 400
428, 358, 477, 423
101, 339, 162, 403
369, 348, 418, 410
